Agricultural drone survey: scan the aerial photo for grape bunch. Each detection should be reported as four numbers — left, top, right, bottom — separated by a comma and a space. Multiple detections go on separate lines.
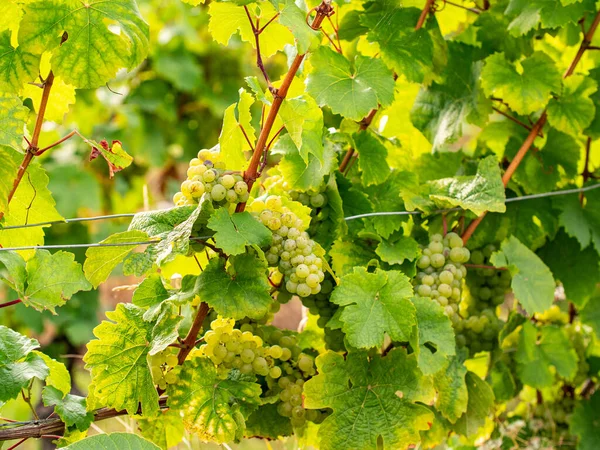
251, 195, 326, 298
455, 245, 508, 355
414, 232, 470, 326
149, 348, 179, 390
173, 149, 249, 207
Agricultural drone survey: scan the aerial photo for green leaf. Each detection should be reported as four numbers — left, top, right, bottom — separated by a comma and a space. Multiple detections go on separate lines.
84, 230, 149, 288
129, 206, 196, 237
84, 303, 159, 416
490, 359, 517, 403
62, 433, 160, 450
218, 88, 255, 171
375, 236, 419, 266
245, 403, 293, 439
0, 147, 20, 215
363, 171, 408, 239
453, 372, 494, 437
433, 356, 468, 424
580, 290, 600, 339
304, 350, 434, 450
515, 321, 578, 388
245, 76, 270, 105
89, 140, 133, 178
207, 209, 272, 256
208, 1, 293, 58
411, 297, 456, 375
363, 6, 434, 83
411, 43, 491, 150
132, 275, 169, 309
555, 188, 600, 254
490, 236, 555, 314
278, 1, 320, 54
329, 238, 379, 278
167, 356, 262, 444
547, 75, 597, 136
0, 160, 63, 259
34, 351, 71, 395
330, 267, 416, 349
0, 31, 39, 94
0, 326, 48, 402
481, 52, 561, 115
427, 155, 506, 216
0, 250, 90, 313
539, 230, 599, 307
137, 410, 185, 450
0, 94, 28, 150
195, 253, 272, 320
19, 0, 149, 88
42, 386, 93, 432
352, 131, 390, 186
306, 47, 395, 121
276, 135, 337, 192
505, 0, 595, 35
570, 391, 600, 450
278, 94, 324, 163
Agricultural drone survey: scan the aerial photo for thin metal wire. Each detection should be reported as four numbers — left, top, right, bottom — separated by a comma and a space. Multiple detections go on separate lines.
0, 183, 598, 236
0, 241, 160, 252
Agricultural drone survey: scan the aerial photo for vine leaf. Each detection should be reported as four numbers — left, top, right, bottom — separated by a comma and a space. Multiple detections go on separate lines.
208, 1, 293, 58
547, 76, 597, 136
62, 433, 160, 450
432, 356, 468, 424
0, 249, 91, 313
88, 140, 133, 178
84, 303, 161, 416
570, 391, 600, 450
481, 52, 561, 115
278, 1, 321, 54
0, 93, 29, 149
207, 209, 272, 256
306, 46, 395, 121
375, 236, 419, 266
42, 386, 93, 432
19, 0, 149, 89
84, 230, 149, 288
34, 351, 71, 395
129, 206, 197, 237
352, 131, 390, 186
330, 267, 416, 349
0, 326, 49, 402
453, 372, 494, 437
303, 349, 435, 450
427, 155, 506, 216
137, 410, 185, 450
411, 43, 490, 151
580, 291, 600, 339
0, 147, 20, 215
555, 183, 600, 255
218, 88, 255, 171
505, 0, 595, 35
0, 159, 63, 259
410, 297, 456, 375
514, 321, 578, 388
244, 404, 293, 440
195, 254, 272, 320
132, 274, 169, 309
167, 356, 262, 444
363, 6, 434, 83
490, 236, 555, 314
0, 30, 38, 94
278, 94, 324, 163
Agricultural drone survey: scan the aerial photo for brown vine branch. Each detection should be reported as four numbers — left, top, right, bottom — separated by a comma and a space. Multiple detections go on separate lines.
492, 106, 544, 137
0, 72, 55, 222
580, 136, 593, 204
0, 398, 169, 442
339, 107, 379, 174
176, 302, 209, 365
462, 10, 600, 244
0, 299, 22, 309
244, 6, 273, 89
236, 0, 334, 213
464, 264, 507, 271
416, 0, 436, 30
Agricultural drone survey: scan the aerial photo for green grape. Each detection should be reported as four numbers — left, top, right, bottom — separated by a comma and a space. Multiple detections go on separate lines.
164, 371, 177, 384
277, 402, 293, 417
269, 366, 282, 378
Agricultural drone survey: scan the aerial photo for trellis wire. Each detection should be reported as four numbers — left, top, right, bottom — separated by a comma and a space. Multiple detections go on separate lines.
0, 183, 597, 251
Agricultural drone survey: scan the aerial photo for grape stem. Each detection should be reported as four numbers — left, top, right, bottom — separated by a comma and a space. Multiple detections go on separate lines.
338, 107, 379, 174
580, 137, 593, 204
236, 0, 334, 213
463, 264, 507, 271
415, 0, 436, 30
176, 302, 210, 365
0, 299, 22, 309
462, 10, 600, 245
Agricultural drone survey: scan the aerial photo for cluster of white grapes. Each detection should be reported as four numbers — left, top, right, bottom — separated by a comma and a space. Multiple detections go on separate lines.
149, 348, 179, 390
290, 186, 328, 209
173, 149, 249, 206
251, 196, 326, 298
455, 245, 507, 355
414, 232, 470, 326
